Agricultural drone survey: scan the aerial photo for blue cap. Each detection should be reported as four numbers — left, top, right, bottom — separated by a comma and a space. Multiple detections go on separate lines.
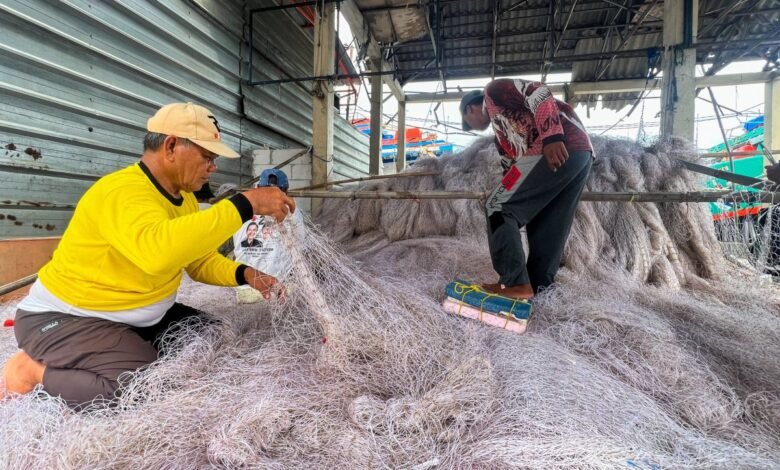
257, 168, 289, 190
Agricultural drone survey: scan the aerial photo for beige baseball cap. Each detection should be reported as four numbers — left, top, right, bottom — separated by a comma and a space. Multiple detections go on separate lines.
147, 103, 240, 158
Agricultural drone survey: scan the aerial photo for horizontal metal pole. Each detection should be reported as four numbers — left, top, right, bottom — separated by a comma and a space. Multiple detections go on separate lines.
287, 189, 488, 199
0, 273, 37, 297
248, 47, 655, 86
432, 6, 780, 31
8, 187, 776, 215
391, 40, 778, 73
0, 163, 101, 182
395, 23, 661, 44
0, 200, 77, 211
580, 191, 736, 202
286, 189, 780, 203
703, 150, 780, 159
292, 171, 441, 191
250, 36, 779, 86
359, 2, 423, 13
393, 27, 780, 48
437, 4, 660, 26
404, 72, 774, 102
249, 0, 342, 14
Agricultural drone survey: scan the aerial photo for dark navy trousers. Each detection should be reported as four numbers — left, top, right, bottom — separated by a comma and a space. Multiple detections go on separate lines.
485, 150, 592, 292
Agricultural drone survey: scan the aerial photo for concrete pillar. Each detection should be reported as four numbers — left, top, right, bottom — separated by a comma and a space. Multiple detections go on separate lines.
311, 3, 335, 214
369, 57, 383, 176
765, 75, 780, 160
660, 0, 698, 141
396, 100, 406, 173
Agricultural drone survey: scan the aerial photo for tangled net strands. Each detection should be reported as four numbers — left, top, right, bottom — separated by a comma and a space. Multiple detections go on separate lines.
1, 136, 780, 468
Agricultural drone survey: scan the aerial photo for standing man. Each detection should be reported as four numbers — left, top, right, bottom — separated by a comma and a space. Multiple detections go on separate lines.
1, 103, 296, 407
460, 79, 593, 299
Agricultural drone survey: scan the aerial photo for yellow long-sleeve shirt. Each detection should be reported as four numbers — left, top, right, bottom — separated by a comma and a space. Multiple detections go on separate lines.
38, 162, 253, 311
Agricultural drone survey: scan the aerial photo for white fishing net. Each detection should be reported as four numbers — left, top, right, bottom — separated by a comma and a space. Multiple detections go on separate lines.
1, 136, 779, 469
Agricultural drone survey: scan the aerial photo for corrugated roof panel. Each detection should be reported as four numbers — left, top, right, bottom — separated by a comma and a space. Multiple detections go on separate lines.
357, 0, 428, 42
388, 0, 779, 83
570, 33, 662, 111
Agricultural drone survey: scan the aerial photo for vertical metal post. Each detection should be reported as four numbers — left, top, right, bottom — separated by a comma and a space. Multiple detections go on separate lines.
660, 0, 698, 140
396, 100, 407, 173
369, 56, 383, 176
248, 11, 254, 84
765, 75, 780, 167
334, 1, 341, 73
491, 0, 500, 80
311, 2, 336, 215
682, 0, 693, 47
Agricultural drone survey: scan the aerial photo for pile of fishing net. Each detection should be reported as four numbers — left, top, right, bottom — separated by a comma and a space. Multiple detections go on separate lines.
1, 136, 779, 469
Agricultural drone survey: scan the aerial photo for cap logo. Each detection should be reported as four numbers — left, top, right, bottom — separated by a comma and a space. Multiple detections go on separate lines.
208, 115, 221, 139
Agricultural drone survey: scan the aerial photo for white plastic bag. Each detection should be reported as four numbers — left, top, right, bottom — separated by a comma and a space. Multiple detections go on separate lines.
232, 209, 304, 303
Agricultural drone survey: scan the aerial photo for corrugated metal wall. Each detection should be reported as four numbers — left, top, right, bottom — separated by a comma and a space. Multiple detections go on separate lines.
0, 0, 369, 239
240, 2, 369, 179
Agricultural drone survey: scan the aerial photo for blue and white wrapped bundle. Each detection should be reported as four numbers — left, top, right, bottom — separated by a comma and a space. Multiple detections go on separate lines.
443, 280, 532, 334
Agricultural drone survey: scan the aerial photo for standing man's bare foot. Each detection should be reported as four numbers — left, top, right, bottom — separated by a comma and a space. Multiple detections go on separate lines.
1, 350, 45, 398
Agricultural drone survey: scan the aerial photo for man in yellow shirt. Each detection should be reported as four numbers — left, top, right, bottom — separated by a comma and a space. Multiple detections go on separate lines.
0, 103, 296, 408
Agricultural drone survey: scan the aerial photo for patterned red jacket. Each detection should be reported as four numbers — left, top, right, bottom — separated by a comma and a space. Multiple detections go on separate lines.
483, 79, 593, 171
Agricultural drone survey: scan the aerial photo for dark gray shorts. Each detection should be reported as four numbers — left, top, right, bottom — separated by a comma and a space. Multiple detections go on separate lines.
14, 303, 209, 408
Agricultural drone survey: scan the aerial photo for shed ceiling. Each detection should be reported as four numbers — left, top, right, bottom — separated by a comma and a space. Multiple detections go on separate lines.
358, 0, 779, 89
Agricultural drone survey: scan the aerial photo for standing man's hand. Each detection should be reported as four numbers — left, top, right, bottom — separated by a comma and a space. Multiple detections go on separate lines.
241, 186, 296, 222
244, 267, 286, 300
543, 141, 569, 172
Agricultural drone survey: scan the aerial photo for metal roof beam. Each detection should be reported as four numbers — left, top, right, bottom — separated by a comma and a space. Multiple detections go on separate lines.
490, 0, 500, 79
401, 3, 777, 33
250, 39, 779, 86
554, 0, 580, 57
698, 0, 748, 37
701, 11, 780, 78
404, 71, 774, 102
434, 1, 650, 21
600, 0, 661, 20
595, 0, 661, 80
360, 3, 422, 13
392, 37, 774, 66
340, 0, 404, 101
391, 20, 664, 47
422, 0, 447, 90
539, 0, 556, 80
391, 32, 774, 55
540, 0, 581, 80
358, 0, 470, 13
